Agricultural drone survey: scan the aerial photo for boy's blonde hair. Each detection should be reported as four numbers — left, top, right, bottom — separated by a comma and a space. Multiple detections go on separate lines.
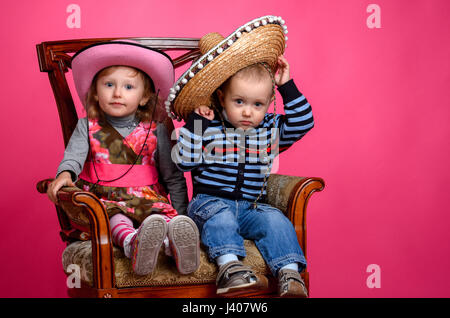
85, 66, 166, 123
213, 63, 275, 110
221, 63, 273, 91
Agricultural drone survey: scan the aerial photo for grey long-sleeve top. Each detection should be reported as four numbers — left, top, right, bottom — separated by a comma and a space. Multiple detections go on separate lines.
57, 114, 188, 215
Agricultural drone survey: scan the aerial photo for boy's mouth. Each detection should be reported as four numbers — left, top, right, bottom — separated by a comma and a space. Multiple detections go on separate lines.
240, 121, 253, 126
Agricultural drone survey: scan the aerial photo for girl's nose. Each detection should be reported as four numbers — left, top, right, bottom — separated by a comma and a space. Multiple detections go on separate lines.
113, 86, 121, 97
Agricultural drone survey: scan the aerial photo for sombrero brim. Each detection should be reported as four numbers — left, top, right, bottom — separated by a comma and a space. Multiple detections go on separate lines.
166, 16, 287, 121
72, 41, 174, 106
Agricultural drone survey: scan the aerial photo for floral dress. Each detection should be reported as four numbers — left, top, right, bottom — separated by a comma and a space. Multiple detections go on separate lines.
76, 118, 178, 225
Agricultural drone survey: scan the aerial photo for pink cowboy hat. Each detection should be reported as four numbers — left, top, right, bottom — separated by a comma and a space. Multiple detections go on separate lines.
71, 40, 174, 106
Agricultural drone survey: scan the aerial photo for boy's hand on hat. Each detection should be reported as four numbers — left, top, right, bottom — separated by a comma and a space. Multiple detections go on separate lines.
194, 105, 215, 121
274, 55, 291, 86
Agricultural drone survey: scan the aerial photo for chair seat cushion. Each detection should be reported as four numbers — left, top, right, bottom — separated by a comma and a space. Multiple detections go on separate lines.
62, 240, 270, 288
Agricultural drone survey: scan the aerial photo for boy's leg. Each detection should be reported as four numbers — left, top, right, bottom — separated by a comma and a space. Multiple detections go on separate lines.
187, 194, 267, 295
238, 201, 308, 297
187, 194, 246, 259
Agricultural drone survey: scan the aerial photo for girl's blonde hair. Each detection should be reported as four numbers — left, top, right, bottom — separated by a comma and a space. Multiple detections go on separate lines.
85, 66, 167, 123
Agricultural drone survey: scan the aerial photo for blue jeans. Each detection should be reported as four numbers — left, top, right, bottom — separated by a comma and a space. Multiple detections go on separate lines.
187, 193, 306, 275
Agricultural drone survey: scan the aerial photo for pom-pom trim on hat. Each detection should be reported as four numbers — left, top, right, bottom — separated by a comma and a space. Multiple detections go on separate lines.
165, 15, 287, 121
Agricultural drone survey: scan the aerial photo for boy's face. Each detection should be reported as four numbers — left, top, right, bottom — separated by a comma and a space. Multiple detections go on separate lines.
95, 66, 149, 118
217, 74, 272, 130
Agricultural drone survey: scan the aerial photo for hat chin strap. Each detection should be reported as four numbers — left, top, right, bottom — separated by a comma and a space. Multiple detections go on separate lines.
221, 109, 230, 122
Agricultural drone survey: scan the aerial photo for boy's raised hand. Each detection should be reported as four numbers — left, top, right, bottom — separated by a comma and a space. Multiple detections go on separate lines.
47, 171, 75, 204
194, 105, 215, 121
274, 55, 291, 86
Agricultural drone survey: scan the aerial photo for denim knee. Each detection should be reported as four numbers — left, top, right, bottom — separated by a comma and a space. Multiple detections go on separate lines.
187, 194, 246, 259
239, 202, 307, 275
187, 194, 229, 232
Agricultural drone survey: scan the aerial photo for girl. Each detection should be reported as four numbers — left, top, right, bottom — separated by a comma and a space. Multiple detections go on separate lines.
47, 40, 200, 276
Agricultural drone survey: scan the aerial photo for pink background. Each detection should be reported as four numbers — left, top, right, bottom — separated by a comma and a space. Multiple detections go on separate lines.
1, 0, 449, 297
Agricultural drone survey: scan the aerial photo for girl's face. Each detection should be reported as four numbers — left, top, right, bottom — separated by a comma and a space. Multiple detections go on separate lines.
94, 66, 149, 118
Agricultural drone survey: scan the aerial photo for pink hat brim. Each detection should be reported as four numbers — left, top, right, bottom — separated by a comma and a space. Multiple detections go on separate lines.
71, 41, 174, 106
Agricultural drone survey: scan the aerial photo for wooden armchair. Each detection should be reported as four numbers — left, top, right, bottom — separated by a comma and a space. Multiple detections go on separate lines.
35, 37, 325, 298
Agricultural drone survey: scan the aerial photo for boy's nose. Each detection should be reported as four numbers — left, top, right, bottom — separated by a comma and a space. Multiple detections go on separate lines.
242, 107, 251, 117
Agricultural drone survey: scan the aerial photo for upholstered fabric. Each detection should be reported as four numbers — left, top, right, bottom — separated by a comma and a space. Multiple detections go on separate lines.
60, 174, 305, 288
266, 174, 305, 212
62, 240, 270, 287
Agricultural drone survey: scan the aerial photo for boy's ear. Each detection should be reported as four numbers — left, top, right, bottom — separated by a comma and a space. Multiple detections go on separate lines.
216, 89, 224, 106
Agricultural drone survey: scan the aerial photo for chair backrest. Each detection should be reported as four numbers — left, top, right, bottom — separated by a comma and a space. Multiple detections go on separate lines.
36, 37, 200, 145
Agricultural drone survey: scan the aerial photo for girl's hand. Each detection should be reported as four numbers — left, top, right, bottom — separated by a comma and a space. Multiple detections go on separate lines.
47, 171, 75, 204
194, 105, 215, 120
274, 55, 291, 86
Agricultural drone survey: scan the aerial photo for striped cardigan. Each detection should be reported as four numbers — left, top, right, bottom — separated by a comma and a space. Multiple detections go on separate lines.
173, 79, 314, 202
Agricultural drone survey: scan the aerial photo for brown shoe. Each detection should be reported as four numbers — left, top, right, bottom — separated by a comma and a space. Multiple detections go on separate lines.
216, 260, 268, 296
278, 268, 308, 298
168, 216, 200, 275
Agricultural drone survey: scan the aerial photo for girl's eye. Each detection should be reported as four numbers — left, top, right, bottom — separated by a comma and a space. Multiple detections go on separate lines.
105, 82, 113, 87
125, 84, 134, 90
255, 102, 262, 107
235, 99, 243, 105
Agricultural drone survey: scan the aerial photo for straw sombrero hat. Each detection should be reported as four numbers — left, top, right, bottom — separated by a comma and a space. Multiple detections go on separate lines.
72, 40, 174, 107
165, 15, 288, 121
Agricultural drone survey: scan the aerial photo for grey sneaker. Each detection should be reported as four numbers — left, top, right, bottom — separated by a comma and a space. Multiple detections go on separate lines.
216, 260, 268, 296
168, 216, 200, 275
130, 214, 168, 276
278, 268, 308, 298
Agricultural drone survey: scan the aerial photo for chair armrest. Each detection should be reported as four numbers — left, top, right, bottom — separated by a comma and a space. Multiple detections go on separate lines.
36, 178, 115, 290
266, 174, 325, 256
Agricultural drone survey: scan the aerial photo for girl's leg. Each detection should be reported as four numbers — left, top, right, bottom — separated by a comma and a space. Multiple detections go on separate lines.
110, 213, 168, 275
130, 214, 168, 275
167, 215, 201, 274
109, 213, 136, 257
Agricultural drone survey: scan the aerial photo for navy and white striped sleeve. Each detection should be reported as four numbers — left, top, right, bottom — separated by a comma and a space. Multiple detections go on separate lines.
276, 79, 314, 151
172, 112, 211, 172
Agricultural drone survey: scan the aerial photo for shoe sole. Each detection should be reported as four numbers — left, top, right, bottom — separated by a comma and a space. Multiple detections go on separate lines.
133, 214, 168, 276
168, 216, 200, 275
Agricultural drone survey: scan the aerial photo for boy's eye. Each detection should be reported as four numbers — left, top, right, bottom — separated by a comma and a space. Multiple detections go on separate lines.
235, 99, 243, 105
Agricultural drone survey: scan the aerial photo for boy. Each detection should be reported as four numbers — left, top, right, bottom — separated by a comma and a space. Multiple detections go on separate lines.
168, 16, 314, 297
